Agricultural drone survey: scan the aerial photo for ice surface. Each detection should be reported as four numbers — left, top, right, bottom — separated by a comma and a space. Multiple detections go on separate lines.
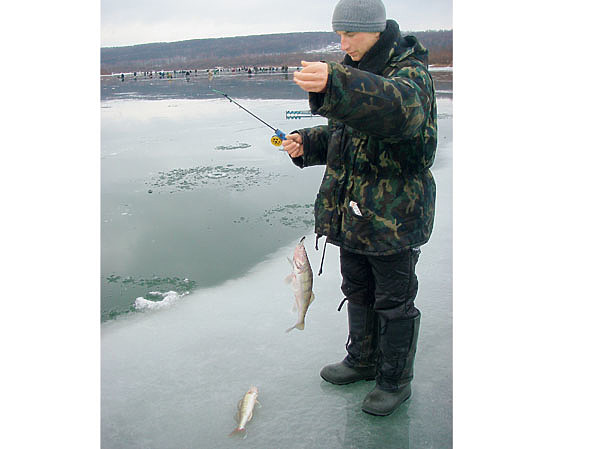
101, 75, 452, 448
102, 229, 450, 448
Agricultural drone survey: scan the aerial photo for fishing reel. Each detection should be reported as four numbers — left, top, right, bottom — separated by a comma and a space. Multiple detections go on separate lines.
270, 129, 286, 147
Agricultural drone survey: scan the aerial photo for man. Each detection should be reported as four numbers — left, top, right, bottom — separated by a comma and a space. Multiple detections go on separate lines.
282, 0, 437, 416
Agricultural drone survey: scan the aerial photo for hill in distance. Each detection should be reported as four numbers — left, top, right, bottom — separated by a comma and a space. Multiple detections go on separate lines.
101, 30, 452, 74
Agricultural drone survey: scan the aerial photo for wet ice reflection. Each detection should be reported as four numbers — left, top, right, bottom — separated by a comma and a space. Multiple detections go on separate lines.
101, 74, 452, 448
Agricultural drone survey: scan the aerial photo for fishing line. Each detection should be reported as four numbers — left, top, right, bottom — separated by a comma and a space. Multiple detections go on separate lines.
210, 88, 287, 147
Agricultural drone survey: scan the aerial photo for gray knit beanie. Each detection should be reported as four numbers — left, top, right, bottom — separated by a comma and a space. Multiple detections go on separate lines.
332, 0, 387, 33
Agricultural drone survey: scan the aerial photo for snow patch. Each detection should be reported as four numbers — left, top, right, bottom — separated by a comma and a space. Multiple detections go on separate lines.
134, 291, 185, 310
306, 43, 342, 53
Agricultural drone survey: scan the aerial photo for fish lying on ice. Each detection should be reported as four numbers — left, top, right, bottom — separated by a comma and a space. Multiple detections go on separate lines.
284, 236, 315, 332
229, 386, 259, 437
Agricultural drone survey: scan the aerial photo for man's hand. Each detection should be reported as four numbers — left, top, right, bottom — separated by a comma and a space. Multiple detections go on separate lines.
282, 133, 304, 158
293, 61, 328, 93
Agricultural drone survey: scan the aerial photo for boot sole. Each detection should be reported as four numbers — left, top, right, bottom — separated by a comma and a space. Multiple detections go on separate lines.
320, 373, 376, 385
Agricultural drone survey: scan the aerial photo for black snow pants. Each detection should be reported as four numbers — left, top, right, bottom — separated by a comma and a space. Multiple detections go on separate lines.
339, 247, 422, 390
340, 247, 421, 321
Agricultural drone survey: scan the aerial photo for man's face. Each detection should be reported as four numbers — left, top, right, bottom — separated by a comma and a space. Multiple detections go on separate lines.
336, 31, 381, 62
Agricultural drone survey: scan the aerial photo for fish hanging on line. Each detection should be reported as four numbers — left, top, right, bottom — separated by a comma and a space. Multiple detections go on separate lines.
284, 236, 315, 332
229, 386, 260, 437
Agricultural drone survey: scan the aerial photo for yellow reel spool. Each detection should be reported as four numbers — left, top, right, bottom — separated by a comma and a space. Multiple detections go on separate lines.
270, 135, 283, 146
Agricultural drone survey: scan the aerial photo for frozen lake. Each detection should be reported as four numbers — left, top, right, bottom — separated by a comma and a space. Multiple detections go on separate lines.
101, 95, 326, 321
101, 71, 452, 448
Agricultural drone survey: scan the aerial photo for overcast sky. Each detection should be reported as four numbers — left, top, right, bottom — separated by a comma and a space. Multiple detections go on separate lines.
101, 0, 452, 47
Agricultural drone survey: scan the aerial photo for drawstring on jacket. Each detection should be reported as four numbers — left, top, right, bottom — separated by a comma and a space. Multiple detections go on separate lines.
337, 298, 348, 312
315, 234, 346, 312
315, 234, 327, 276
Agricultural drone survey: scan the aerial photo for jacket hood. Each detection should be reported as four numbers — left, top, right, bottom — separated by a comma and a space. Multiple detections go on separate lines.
343, 19, 429, 75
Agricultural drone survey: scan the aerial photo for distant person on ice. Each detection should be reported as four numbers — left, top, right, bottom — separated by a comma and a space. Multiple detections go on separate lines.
282, 0, 437, 416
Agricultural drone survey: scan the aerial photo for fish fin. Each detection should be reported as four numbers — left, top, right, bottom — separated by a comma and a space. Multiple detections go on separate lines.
309, 292, 315, 304
229, 428, 247, 437
256, 400, 262, 408
287, 257, 294, 267
284, 274, 293, 284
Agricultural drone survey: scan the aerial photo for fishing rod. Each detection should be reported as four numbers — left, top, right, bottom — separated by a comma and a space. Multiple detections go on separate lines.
211, 88, 287, 147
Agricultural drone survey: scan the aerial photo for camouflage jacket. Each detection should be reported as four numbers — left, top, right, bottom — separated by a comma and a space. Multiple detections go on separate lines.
291, 20, 437, 256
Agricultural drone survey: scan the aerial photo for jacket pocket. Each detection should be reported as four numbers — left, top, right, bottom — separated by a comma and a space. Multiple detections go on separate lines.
342, 198, 422, 253
341, 201, 377, 249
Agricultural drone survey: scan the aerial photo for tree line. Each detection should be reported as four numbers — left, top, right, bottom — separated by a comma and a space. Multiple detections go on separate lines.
101, 30, 452, 74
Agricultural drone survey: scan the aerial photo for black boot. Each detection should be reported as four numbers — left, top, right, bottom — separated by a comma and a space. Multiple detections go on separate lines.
320, 301, 378, 385
362, 312, 420, 416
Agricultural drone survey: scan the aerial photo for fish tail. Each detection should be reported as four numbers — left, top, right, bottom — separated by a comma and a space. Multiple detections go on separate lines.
229, 427, 246, 437
285, 322, 305, 333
